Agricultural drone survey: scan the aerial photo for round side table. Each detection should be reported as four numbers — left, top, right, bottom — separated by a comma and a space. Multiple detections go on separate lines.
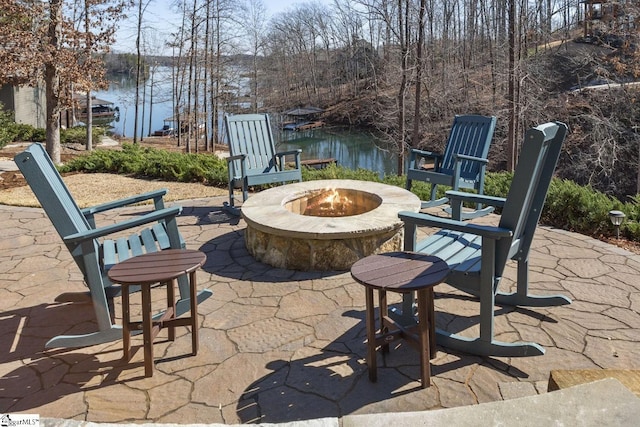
107, 249, 206, 377
351, 251, 449, 388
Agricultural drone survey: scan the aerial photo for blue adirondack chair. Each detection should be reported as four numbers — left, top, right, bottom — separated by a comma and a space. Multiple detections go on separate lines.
398, 122, 571, 357
406, 115, 497, 219
224, 113, 302, 215
15, 143, 212, 349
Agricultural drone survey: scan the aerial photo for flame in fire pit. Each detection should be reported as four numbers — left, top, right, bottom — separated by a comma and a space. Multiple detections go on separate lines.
284, 187, 382, 217
304, 188, 354, 217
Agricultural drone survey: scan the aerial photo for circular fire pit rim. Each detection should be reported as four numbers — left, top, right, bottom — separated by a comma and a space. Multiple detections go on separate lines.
241, 179, 421, 240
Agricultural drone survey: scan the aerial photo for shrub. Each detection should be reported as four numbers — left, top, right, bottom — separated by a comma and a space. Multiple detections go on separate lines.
0, 105, 18, 148
1, 102, 108, 148
484, 171, 513, 199
59, 143, 228, 186
302, 163, 381, 182
542, 178, 621, 237
61, 126, 105, 145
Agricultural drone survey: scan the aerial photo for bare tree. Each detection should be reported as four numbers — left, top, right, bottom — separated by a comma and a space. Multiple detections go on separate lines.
133, 0, 151, 144
411, 0, 426, 148
240, 0, 268, 113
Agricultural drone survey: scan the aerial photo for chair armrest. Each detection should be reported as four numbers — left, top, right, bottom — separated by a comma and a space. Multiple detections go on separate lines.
451, 154, 488, 182
275, 149, 302, 157
453, 153, 489, 165
410, 148, 441, 159
226, 154, 248, 181
409, 148, 443, 170
64, 206, 183, 244
81, 189, 169, 228
226, 154, 246, 162
446, 190, 506, 208
398, 210, 512, 240
445, 190, 505, 220
81, 189, 168, 217
275, 149, 302, 170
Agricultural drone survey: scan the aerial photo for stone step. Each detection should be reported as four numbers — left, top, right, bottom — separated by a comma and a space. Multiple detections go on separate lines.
42, 378, 640, 427
342, 378, 640, 427
548, 368, 640, 397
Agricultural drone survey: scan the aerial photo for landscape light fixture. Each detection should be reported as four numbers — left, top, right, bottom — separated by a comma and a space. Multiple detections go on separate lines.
608, 210, 626, 239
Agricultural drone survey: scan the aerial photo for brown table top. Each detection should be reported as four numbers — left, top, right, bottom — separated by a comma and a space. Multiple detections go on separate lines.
351, 251, 449, 292
107, 249, 206, 285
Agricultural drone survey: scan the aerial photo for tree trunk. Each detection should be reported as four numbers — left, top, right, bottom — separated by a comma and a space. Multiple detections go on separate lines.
148, 65, 154, 138
411, 0, 426, 151
85, 91, 93, 151
84, 0, 92, 151
396, 0, 410, 176
133, 0, 144, 144
45, 0, 63, 165
507, 0, 517, 171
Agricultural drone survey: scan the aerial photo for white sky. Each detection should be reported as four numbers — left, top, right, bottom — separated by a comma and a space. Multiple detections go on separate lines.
112, 0, 333, 54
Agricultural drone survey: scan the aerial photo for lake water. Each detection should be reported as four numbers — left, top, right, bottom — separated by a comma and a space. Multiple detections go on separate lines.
276, 127, 398, 176
94, 67, 400, 177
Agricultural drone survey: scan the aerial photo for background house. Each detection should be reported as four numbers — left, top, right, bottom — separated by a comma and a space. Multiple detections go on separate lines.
0, 83, 46, 129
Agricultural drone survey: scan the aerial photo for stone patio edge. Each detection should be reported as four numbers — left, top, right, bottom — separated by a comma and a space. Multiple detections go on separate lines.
41, 379, 640, 427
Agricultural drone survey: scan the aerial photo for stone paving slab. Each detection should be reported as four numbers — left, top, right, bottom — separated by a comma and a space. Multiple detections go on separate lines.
2, 196, 640, 424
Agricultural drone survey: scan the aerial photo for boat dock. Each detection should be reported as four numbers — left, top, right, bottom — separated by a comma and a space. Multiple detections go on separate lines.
282, 120, 325, 131
301, 157, 337, 169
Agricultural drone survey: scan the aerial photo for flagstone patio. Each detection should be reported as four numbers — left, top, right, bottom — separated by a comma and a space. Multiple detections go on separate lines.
1, 196, 640, 424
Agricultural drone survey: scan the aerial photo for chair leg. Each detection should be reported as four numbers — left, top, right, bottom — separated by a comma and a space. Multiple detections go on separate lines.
430, 183, 438, 202
495, 258, 571, 307
227, 187, 235, 207
223, 184, 241, 216
242, 180, 249, 202
435, 248, 547, 357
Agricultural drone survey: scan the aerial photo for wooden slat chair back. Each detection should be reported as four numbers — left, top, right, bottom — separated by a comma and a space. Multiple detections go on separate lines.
224, 113, 302, 214
15, 143, 211, 349
406, 114, 497, 219
399, 122, 570, 357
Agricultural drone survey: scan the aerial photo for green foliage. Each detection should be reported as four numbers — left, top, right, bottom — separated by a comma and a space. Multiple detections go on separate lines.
543, 179, 621, 237
14, 123, 46, 142
302, 163, 381, 182
60, 126, 105, 145
0, 105, 16, 148
483, 172, 640, 241
619, 195, 640, 241
0, 103, 111, 148
59, 143, 228, 186
484, 171, 513, 199
0, 103, 46, 147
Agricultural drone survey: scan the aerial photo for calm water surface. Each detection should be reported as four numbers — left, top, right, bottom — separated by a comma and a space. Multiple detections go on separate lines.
276, 127, 398, 177
94, 68, 400, 177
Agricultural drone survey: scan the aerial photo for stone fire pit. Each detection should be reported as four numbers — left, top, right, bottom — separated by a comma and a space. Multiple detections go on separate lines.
241, 179, 421, 271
